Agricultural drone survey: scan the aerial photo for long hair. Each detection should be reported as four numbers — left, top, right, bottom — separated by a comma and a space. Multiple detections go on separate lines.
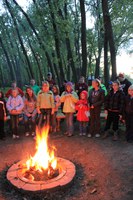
25, 87, 36, 101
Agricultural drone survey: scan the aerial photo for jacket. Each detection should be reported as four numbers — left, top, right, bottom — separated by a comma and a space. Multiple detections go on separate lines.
105, 89, 125, 114
75, 99, 89, 121
37, 90, 55, 110
89, 88, 105, 108
60, 91, 78, 113
6, 95, 24, 112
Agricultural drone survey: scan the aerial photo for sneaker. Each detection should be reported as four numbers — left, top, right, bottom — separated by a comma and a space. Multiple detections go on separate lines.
67, 133, 73, 137
82, 133, 86, 136
95, 133, 100, 138
31, 132, 35, 137
79, 133, 82, 136
25, 132, 30, 137
64, 132, 68, 135
87, 133, 92, 138
112, 132, 118, 141
102, 131, 109, 139
13, 134, 17, 139
16, 135, 19, 139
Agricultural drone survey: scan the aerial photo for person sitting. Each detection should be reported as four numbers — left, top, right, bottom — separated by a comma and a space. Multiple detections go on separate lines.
23, 87, 37, 137
46, 72, 56, 90
5, 81, 24, 98
117, 73, 132, 95
75, 76, 88, 96
6, 89, 24, 139
30, 79, 40, 95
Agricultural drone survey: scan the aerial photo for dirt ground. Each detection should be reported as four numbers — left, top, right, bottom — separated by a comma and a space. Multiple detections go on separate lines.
0, 121, 133, 200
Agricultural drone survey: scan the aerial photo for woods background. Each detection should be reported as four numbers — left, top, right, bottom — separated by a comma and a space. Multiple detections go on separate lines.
0, 0, 133, 88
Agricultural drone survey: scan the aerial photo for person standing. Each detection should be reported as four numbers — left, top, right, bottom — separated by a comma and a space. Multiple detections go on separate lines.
0, 91, 7, 140
88, 79, 105, 138
60, 82, 78, 137
123, 85, 133, 142
75, 90, 89, 136
46, 72, 56, 90
103, 81, 125, 141
37, 81, 55, 129
75, 76, 88, 96
117, 73, 132, 95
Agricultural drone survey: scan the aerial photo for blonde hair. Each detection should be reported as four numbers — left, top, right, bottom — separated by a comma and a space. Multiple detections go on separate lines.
42, 81, 49, 87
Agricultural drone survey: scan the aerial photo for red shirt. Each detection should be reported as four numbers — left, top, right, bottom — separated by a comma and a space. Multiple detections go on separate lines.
75, 99, 90, 122
5, 87, 24, 98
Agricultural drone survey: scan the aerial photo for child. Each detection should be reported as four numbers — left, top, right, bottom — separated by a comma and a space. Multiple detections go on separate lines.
37, 81, 55, 129
103, 81, 125, 141
24, 87, 37, 136
51, 85, 61, 132
75, 90, 89, 136
88, 79, 105, 138
60, 82, 78, 137
123, 85, 133, 142
6, 89, 24, 139
0, 91, 7, 140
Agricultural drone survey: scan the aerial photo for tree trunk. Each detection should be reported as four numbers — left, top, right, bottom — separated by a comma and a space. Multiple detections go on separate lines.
104, 30, 109, 86
79, 0, 87, 77
47, 0, 65, 82
102, 0, 117, 80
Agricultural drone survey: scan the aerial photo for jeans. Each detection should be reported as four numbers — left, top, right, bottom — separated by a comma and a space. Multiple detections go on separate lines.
104, 111, 120, 132
24, 115, 36, 132
65, 113, 74, 135
90, 107, 101, 135
10, 115, 19, 135
79, 121, 87, 134
38, 109, 51, 128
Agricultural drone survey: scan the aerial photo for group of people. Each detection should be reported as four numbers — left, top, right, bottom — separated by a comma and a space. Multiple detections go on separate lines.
0, 72, 132, 143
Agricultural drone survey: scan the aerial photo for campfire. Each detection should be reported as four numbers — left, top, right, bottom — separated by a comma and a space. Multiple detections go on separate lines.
7, 125, 76, 192
20, 126, 59, 181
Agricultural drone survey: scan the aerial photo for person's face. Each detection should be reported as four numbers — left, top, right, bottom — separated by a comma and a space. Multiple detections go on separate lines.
128, 89, 133, 97
42, 84, 49, 92
12, 90, 18, 97
66, 85, 71, 92
118, 77, 124, 82
92, 81, 98, 88
47, 75, 52, 80
80, 93, 86, 100
79, 77, 84, 83
12, 82, 16, 88
112, 83, 119, 91
52, 86, 57, 94
26, 88, 33, 96
30, 79, 35, 86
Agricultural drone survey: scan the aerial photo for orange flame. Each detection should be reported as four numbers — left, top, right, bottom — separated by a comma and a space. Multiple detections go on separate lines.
25, 126, 57, 173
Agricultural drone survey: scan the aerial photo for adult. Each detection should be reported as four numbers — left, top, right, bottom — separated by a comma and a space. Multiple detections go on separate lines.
46, 72, 56, 90
5, 81, 24, 98
75, 76, 88, 96
30, 79, 40, 95
117, 73, 132, 95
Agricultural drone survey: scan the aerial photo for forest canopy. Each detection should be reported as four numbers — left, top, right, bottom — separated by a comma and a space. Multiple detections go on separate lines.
0, 0, 133, 87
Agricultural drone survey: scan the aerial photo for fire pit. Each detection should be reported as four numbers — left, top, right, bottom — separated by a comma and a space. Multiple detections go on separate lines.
7, 126, 76, 192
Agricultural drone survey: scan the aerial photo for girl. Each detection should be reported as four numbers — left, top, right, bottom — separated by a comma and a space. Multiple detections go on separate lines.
75, 90, 89, 136
37, 81, 55, 129
60, 82, 78, 137
6, 89, 24, 139
123, 85, 133, 142
103, 81, 125, 141
88, 79, 105, 138
51, 85, 61, 132
24, 87, 37, 136
0, 91, 7, 140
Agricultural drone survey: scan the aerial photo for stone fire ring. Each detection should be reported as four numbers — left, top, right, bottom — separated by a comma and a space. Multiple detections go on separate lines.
7, 157, 76, 192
